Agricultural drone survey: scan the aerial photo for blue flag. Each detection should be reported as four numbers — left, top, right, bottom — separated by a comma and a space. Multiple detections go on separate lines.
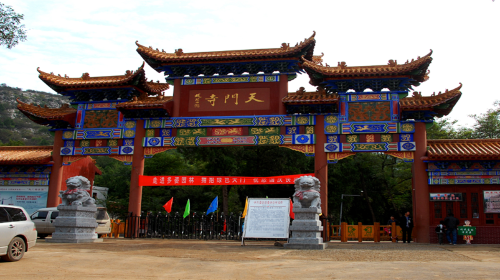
207, 196, 218, 215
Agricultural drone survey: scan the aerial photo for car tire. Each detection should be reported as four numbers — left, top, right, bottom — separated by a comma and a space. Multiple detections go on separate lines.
1, 237, 25, 262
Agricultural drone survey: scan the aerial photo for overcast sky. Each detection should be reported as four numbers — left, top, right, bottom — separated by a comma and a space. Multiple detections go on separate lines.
1, 0, 498, 127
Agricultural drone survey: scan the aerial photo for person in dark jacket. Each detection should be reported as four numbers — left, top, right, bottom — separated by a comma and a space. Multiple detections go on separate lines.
387, 216, 398, 226
401, 211, 413, 243
444, 213, 460, 245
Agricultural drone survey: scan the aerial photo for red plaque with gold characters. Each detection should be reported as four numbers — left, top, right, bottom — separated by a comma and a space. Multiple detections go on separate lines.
179, 82, 283, 117
189, 88, 270, 112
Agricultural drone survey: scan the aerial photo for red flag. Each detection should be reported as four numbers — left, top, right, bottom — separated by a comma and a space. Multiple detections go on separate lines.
289, 199, 295, 219
223, 219, 227, 232
163, 197, 173, 213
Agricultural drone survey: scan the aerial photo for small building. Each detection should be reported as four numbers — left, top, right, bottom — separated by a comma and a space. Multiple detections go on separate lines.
426, 139, 500, 244
0, 146, 101, 214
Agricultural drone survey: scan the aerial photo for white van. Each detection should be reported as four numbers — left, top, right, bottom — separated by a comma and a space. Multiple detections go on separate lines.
31, 207, 111, 238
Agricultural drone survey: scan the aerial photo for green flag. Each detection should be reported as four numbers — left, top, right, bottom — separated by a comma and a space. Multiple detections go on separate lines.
183, 199, 190, 218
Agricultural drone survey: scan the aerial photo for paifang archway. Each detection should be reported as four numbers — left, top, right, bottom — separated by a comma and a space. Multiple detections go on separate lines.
18, 32, 463, 243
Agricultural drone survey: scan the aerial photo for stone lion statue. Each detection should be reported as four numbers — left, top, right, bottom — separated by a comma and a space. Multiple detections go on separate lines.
293, 175, 321, 209
59, 176, 96, 207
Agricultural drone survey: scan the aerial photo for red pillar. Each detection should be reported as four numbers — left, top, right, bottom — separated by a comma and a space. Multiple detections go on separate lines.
278, 74, 288, 115
172, 79, 181, 117
47, 130, 64, 207
314, 115, 328, 217
413, 122, 429, 243
128, 119, 146, 216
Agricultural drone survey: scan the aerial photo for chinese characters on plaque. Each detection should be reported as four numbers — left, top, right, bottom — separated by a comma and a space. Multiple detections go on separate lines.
189, 88, 270, 112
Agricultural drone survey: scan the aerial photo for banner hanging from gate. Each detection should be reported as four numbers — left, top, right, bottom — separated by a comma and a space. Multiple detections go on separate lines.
139, 174, 314, 186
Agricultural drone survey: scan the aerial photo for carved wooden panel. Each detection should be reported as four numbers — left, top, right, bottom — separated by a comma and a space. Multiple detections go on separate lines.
348, 102, 390, 122
83, 110, 118, 128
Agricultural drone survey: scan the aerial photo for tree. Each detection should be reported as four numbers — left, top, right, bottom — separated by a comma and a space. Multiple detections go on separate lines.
0, 139, 24, 146
427, 101, 500, 140
179, 147, 244, 214
0, 3, 27, 49
426, 118, 473, 139
328, 153, 412, 225
470, 101, 500, 139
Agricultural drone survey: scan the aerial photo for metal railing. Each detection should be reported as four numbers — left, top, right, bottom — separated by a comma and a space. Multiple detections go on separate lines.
124, 211, 243, 240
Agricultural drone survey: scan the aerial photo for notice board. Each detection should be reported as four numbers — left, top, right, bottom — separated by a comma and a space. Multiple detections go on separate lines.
242, 198, 290, 242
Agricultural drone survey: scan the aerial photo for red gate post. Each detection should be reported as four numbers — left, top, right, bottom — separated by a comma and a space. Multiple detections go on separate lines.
341, 222, 348, 242
374, 222, 380, 242
413, 122, 430, 243
358, 222, 363, 242
47, 130, 64, 207
392, 222, 397, 242
314, 115, 329, 241
128, 120, 146, 216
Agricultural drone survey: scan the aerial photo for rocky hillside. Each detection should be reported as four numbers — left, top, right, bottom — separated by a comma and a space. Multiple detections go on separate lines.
0, 83, 70, 146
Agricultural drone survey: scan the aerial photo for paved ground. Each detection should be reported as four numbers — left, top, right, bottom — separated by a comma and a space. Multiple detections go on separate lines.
1, 238, 500, 279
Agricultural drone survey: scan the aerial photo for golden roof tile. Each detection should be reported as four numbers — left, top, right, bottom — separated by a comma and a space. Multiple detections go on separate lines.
283, 87, 338, 104
116, 95, 173, 109
37, 63, 169, 94
301, 50, 433, 81
136, 32, 316, 65
0, 146, 53, 165
427, 139, 500, 160
312, 53, 324, 64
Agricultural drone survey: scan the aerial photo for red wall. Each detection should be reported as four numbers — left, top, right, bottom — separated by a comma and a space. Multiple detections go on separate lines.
428, 184, 500, 244
61, 156, 101, 193
429, 226, 500, 244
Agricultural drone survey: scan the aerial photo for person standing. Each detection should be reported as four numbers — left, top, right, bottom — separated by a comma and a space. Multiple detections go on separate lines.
387, 216, 398, 242
401, 211, 413, 243
387, 216, 397, 226
444, 213, 460, 245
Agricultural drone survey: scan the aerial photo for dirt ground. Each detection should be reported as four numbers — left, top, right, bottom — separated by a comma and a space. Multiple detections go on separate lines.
1, 238, 500, 279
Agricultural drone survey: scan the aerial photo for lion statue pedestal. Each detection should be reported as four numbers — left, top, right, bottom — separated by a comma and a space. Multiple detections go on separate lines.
284, 176, 327, 250
47, 176, 102, 243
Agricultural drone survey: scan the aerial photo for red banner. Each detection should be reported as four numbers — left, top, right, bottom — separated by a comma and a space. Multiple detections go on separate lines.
139, 174, 314, 186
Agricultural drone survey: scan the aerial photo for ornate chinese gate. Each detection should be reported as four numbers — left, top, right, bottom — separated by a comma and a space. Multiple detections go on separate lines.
17, 32, 462, 242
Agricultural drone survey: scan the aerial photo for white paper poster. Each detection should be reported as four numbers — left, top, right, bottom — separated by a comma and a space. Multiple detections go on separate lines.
484, 190, 500, 213
243, 198, 290, 239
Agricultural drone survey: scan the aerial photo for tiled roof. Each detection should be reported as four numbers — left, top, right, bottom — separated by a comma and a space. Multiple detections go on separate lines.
37, 63, 169, 94
0, 146, 53, 165
427, 139, 500, 160
17, 98, 76, 119
144, 81, 170, 93
400, 84, 462, 116
17, 99, 77, 128
116, 95, 173, 109
301, 50, 432, 81
136, 32, 316, 66
283, 87, 338, 104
